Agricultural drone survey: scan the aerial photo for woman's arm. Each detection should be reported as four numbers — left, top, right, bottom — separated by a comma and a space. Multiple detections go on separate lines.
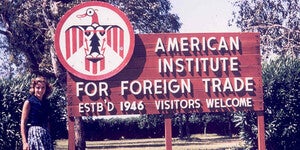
20, 100, 30, 150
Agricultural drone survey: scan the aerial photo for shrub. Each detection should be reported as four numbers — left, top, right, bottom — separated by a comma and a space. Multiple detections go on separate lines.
0, 75, 67, 149
233, 56, 300, 149
0, 75, 30, 149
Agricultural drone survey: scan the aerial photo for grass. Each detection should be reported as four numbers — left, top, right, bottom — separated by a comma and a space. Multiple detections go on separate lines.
55, 134, 245, 150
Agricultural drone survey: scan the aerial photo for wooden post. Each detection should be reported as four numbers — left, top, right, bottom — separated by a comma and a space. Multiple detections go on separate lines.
165, 115, 172, 150
67, 73, 76, 150
68, 116, 75, 150
257, 111, 266, 150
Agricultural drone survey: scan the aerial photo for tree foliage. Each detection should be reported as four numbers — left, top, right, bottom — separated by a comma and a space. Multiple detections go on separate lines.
231, 1, 300, 148
106, 0, 181, 33
0, 0, 181, 77
233, 111, 258, 149
1, 0, 56, 75
230, 0, 300, 60
233, 56, 300, 149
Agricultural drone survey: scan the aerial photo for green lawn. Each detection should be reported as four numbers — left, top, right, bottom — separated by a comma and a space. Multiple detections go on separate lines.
55, 134, 245, 150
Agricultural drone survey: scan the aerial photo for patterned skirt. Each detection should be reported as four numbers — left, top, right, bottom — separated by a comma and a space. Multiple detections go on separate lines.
28, 126, 53, 150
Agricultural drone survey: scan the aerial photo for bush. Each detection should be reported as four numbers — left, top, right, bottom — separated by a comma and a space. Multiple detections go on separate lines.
0, 75, 29, 149
83, 113, 237, 141
0, 75, 67, 149
233, 56, 300, 149
48, 82, 68, 140
83, 115, 165, 140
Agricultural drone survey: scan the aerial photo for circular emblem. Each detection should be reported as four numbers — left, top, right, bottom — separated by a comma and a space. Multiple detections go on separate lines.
55, 1, 134, 80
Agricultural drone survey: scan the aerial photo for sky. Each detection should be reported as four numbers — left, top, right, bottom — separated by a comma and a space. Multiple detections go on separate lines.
169, 0, 240, 33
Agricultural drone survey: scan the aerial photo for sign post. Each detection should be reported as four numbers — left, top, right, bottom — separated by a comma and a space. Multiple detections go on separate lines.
55, 2, 265, 149
165, 115, 173, 150
67, 116, 75, 150
257, 111, 266, 149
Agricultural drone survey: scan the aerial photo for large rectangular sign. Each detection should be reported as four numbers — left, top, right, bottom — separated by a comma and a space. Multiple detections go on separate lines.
67, 33, 263, 117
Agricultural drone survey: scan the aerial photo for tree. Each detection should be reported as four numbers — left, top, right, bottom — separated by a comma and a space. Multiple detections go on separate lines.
233, 56, 300, 149
231, 1, 300, 149
173, 114, 190, 139
107, 0, 181, 33
0, 0, 181, 149
0, 0, 69, 80
0, 0, 181, 78
230, 0, 300, 60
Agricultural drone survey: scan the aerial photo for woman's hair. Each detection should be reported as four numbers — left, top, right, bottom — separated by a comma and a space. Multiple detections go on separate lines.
29, 76, 53, 98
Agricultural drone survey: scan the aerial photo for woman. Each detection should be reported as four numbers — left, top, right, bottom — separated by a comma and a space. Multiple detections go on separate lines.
20, 76, 53, 150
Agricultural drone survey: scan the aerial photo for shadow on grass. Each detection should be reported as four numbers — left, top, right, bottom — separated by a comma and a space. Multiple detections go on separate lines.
55, 134, 245, 150
86, 136, 242, 149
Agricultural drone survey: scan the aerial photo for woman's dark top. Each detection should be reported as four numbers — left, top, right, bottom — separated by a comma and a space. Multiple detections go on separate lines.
27, 95, 50, 127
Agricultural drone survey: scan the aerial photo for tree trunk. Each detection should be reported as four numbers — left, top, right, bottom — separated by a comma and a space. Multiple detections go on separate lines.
185, 114, 190, 138
228, 120, 232, 137
227, 113, 232, 138
204, 123, 207, 135
178, 115, 183, 139
49, 43, 66, 84
44, 0, 85, 148
74, 117, 86, 150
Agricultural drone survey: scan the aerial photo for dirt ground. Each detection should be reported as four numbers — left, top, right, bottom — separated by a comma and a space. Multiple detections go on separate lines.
55, 134, 245, 150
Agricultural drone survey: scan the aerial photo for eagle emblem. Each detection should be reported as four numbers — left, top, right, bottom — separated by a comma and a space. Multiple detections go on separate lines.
55, 2, 134, 80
